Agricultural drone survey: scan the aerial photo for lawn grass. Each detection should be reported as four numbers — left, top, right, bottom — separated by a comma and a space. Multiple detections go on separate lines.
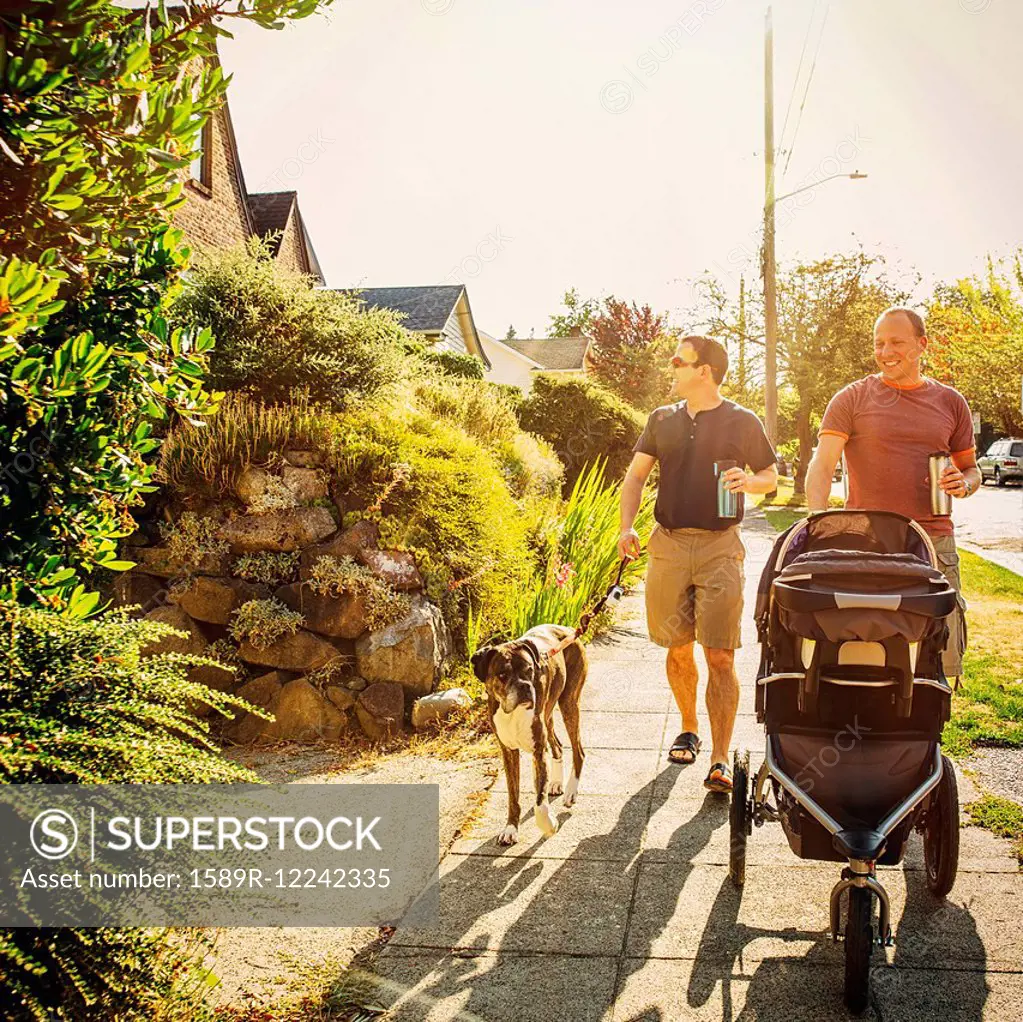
753, 476, 842, 533
943, 549, 1023, 757
965, 794, 1023, 862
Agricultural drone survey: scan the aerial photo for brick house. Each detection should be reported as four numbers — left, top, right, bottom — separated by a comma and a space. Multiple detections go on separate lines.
173, 56, 323, 281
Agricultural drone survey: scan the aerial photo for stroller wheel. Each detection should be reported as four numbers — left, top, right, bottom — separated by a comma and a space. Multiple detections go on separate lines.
729, 748, 750, 888
844, 885, 873, 1014
924, 754, 960, 897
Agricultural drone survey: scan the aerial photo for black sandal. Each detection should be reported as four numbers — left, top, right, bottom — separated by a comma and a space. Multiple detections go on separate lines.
704, 761, 733, 793
667, 731, 701, 765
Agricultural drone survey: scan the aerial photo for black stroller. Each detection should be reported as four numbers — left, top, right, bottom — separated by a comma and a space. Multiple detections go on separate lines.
730, 510, 961, 1013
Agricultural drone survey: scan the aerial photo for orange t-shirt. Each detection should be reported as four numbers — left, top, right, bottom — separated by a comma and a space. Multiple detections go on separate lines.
818, 375, 975, 536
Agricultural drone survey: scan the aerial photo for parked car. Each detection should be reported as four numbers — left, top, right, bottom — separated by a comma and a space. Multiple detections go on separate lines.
978, 438, 1023, 486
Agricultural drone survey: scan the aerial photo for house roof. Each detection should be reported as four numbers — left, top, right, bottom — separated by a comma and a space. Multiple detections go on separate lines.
478, 331, 543, 368
503, 336, 589, 371
248, 191, 296, 252
356, 286, 467, 333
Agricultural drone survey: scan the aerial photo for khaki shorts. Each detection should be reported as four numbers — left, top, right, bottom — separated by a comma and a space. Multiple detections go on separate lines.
645, 523, 746, 650
931, 533, 967, 680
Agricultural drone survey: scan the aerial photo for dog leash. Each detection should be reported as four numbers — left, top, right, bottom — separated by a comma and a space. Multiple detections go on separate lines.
543, 556, 631, 660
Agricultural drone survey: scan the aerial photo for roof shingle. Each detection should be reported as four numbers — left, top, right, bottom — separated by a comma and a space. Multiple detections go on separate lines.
353, 286, 465, 333
503, 336, 589, 371
248, 191, 296, 254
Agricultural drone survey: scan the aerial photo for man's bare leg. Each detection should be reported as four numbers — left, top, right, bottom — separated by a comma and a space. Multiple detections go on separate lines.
704, 647, 739, 765
666, 643, 700, 759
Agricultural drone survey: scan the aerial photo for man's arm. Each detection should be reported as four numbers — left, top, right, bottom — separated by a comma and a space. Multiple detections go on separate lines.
722, 463, 778, 495
618, 452, 657, 559
806, 434, 846, 511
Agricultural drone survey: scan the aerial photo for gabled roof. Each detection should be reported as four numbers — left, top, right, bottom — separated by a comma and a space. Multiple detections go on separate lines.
503, 336, 589, 371
356, 286, 466, 333
248, 191, 296, 251
478, 330, 543, 368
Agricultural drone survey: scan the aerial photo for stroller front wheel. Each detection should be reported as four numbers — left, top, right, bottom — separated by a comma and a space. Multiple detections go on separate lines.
924, 754, 960, 897
729, 748, 750, 887
844, 885, 873, 1014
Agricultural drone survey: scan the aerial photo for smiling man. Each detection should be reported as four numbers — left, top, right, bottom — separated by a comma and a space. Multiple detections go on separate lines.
806, 306, 980, 683
618, 335, 777, 793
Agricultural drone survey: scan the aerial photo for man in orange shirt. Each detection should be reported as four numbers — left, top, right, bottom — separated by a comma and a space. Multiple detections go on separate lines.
805, 307, 980, 682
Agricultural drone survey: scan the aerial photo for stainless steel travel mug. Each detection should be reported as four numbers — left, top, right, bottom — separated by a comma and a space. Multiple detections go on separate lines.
715, 460, 740, 519
929, 452, 953, 516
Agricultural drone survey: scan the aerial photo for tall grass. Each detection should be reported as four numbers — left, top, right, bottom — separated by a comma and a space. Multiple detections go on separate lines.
505, 459, 655, 637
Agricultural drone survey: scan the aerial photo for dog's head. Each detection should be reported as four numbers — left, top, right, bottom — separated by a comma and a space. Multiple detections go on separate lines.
471, 639, 543, 714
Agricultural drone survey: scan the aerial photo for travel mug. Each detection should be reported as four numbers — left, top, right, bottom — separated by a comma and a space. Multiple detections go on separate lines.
928, 452, 953, 516
715, 460, 740, 519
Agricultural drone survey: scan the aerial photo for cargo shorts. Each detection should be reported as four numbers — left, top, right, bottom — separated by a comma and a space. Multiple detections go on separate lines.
645, 523, 746, 650
931, 533, 967, 680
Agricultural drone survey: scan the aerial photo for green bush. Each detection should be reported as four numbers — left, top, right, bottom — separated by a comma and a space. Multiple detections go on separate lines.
517, 374, 646, 493
505, 460, 654, 638
422, 348, 485, 380
171, 242, 410, 408
0, 600, 260, 1019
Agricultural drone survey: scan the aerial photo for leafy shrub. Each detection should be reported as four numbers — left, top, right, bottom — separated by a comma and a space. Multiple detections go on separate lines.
232, 551, 300, 586
495, 432, 564, 499
171, 241, 410, 408
422, 348, 486, 380
230, 598, 304, 650
161, 512, 229, 575
506, 460, 655, 638
308, 555, 411, 630
517, 374, 646, 493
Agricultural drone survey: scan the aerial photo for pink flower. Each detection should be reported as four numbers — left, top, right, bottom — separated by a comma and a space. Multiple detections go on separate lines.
555, 561, 575, 588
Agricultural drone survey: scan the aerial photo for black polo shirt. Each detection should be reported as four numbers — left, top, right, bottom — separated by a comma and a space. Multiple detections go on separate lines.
634, 399, 775, 530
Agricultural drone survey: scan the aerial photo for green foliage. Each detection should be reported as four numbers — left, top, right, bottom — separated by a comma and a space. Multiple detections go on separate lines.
422, 348, 486, 380
307, 555, 411, 629
517, 374, 646, 493
161, 512, 229, 575
170, 242, 410, 407
229, 598, 304, 650
927, 254, 1023, 436
965, 795, 1023, 861
232, 551, 300, 587
505, 460, 654, 637
548, 287, 602, 338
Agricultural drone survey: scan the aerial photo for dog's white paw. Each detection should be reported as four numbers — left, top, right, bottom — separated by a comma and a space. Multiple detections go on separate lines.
497, 825, 518, 846
549, 759, 563, 796
535, 803, 558, 837
549, 780, 564, 797
563, 774, 579, 808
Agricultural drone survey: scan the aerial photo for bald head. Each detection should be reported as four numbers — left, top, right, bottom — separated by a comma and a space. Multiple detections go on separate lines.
873, 306, 927, 386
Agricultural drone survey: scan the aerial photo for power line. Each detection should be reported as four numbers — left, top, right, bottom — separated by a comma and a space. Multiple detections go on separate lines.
783, 1, 830, 177
778, 0, 819, 161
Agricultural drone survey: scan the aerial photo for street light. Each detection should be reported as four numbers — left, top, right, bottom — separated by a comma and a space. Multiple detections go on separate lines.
761, 166, 868, 445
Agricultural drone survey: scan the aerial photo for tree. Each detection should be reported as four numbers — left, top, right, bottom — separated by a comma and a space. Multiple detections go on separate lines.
548, 287, 601, 337
505, 324, 517, 342
777, 252, 909, 494
0, 0, 324, 608
584, 297, 676, 411
927, 256, 1023, 436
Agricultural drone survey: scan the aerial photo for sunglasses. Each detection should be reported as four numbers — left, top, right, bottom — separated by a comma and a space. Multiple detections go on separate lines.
670, 354, 704, 370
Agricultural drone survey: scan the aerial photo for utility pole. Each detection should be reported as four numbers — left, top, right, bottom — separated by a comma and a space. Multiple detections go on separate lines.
763, 5, 778, 444
737, 275, 748, 402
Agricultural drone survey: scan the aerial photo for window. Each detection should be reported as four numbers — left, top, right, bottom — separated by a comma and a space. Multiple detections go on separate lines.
1009, 443, 1023, 458
189, 120, 212, 191
986, 441, 1005, 457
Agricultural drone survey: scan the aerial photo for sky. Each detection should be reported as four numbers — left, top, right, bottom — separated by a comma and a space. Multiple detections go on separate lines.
219, 0, 1023, 338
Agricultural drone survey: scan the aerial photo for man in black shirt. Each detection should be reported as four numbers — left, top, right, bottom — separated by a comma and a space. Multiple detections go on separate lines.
618, 335, 777, 792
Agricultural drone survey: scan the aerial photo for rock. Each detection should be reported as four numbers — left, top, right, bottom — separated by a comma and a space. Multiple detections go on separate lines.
360, 548, 423, 591
284, 450, 322, 468
217, 506, 336, 555
411, 688, 472, 730
131, 544, 232, 579
224, 673, 286, 745
142, 606, 207, 657
299, 519, 380, 578
274, 582, 371, 640
282, 466, 328, 503
325, 685, 356, 712
234, 671, 288, 709
346, 676, 369, 692
237, 629, 339, 672
356, 682, 405, 741
235, 466, 275, 506
170, 576, 270, 625
111, 571, 171, 617
187, 662, 239, 718
255, 679, 347, 744
354, 597, 449, 696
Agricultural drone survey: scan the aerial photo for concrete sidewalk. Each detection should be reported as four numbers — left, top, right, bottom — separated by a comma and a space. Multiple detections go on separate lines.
369, 512, 1023, 1021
